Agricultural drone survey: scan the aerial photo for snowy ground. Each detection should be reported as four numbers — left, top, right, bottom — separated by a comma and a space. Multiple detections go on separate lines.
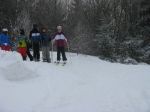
0, 50, 150, 112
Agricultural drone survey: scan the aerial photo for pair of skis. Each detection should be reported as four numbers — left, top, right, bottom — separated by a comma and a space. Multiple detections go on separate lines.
54, 61, 67, 66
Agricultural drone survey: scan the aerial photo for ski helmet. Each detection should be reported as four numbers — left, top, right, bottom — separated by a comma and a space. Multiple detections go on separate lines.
2, 28, 8, 32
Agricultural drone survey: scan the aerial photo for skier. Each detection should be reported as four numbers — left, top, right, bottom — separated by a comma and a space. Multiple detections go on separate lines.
41, 28, 51, 63
53, 25, 67, 64
29, 24, 41, 61
17, 29, 27, 60
0, 28, 12, 51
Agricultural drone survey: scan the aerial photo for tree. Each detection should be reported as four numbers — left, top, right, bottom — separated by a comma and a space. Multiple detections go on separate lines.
64, 0, 96, 54
0, 0, 18, 30
140, 0, 150, 37
30, 0, 65, 32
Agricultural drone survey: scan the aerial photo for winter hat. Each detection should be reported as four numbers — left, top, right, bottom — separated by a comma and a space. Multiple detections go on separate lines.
2, 28, 8, 32
20, 29, 25, 35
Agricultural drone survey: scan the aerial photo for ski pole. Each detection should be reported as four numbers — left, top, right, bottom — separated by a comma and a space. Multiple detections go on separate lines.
67, 42, 72, 63
31, 41, 35, 61
51, 41, 54, 63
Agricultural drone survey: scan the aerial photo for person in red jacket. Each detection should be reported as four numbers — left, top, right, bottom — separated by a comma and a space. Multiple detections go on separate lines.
53, 25, 67, 63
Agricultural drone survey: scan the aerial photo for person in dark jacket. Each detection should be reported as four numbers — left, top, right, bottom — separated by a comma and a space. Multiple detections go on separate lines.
0, 28, 12, 51
29, 24, 41, 61
41, 28, 51, 63
53, 25, 67, 64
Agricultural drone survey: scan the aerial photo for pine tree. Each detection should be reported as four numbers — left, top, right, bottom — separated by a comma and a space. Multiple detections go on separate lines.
66, 0, 86, 53
140, 0, 150, 27
140, 0, 150, 49
66, 0, 84, 31
30, 0, 64, 32
0, 0, 18, 29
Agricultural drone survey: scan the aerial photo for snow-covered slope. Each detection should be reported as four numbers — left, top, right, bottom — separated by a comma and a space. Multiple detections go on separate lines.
0, 50, 150, 112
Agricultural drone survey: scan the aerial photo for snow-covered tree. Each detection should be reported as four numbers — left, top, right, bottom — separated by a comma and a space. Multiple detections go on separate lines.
0, 0, 18, 30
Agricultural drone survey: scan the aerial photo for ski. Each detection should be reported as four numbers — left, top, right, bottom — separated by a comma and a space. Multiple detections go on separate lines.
62, 62, 66, 66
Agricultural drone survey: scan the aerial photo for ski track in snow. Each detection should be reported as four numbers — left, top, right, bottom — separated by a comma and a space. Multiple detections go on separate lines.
0, 51, 150, 112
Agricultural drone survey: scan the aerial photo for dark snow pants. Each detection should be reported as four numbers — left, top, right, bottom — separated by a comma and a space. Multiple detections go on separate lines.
33, 42, 40, 61
57, 47, 67, 61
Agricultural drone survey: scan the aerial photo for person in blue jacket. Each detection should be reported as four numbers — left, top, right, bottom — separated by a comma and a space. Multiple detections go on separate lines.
41, 27, 51, 63
0, 28, 12, 51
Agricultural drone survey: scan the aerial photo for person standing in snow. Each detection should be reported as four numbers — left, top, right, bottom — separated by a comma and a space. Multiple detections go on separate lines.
29, 24, 41, 61
0, 28, 12, 51
53, 25, 67, 64
17, 29, 27, 60
41, 28, 51, 63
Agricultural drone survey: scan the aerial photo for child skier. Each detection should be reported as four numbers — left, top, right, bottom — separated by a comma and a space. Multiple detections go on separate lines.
17, 29, 27, 60
41, 28, 51, 63
0, 28, 12, 51
53, 25, 67, 64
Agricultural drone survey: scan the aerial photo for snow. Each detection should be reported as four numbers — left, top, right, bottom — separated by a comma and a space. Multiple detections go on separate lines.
0, 50, 150, 112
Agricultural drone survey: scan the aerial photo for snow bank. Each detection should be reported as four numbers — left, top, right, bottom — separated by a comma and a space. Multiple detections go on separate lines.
0, 50, 22, 64
0, 50, 39, 81
2, 62, 39, 81
0, 51, 150, 112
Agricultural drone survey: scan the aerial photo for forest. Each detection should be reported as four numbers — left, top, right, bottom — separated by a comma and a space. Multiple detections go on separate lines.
0, 0, 150, 64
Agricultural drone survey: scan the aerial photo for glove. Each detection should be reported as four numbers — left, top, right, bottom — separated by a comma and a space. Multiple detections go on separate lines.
4, 43, 8, 46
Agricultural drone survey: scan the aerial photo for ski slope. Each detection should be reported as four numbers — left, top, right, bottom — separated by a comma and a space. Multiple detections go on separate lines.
0, 50, 150, 112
